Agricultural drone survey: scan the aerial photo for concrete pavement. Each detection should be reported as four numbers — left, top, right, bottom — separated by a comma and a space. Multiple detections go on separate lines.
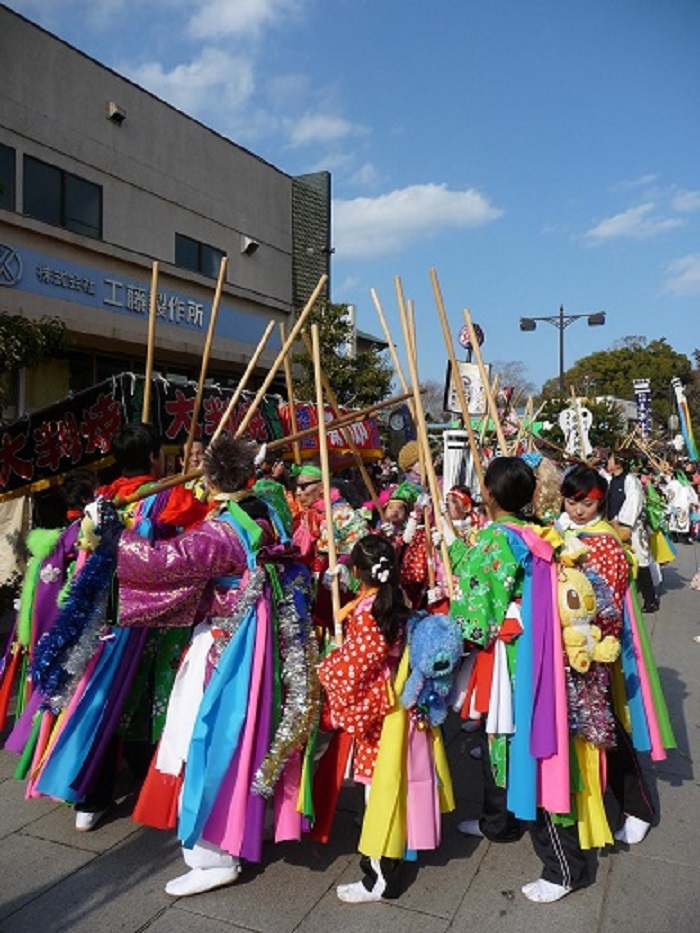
1, 544, 699, 933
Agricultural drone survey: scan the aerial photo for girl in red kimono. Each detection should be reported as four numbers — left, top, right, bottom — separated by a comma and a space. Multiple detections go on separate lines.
318, 533, 408, 903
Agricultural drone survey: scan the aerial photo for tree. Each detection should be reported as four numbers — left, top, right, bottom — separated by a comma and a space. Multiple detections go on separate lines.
539, 336, 692, 427
291, 300, 393, 408
0, 313, 68, 415
490, 359, 537, 401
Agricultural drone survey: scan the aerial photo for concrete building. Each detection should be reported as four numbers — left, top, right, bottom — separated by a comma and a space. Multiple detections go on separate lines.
0, 5, 331, 419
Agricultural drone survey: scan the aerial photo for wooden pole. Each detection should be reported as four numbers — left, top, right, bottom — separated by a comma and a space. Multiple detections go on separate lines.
406, 299, 436, 589
280, 322, 302, 466
370, 287, 411, 401
312, 323, 343, 646
210, 319, 276, 444
117, 388, 421, 506
429, 269, 485, 489
182, 255, 228, 471
463, 308, 508, 454
234, 274, 328, 438
395, 277, 453, 597
141, 261, 159, 423
300, 330, 383, 516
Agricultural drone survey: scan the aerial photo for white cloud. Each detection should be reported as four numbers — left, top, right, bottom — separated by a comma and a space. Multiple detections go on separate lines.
664, 254, 700, 296
584, 203, 683, 243
127, 47, 254, 118
671, 189, 700, 213
188, 0, 305, 40
333, 183, 503, 259
287, 113, 368, 147
612, 174, 658, 192
349, 162, 383, 189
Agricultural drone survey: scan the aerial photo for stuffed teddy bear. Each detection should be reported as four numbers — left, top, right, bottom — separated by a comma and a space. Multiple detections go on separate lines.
557, 565, 620, 673
400, 612, 463, 726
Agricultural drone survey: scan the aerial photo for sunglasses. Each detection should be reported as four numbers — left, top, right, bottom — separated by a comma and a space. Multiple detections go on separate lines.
297, 480, 321, 490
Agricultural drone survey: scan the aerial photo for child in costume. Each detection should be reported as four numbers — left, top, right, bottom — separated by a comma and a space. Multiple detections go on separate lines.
27, 423, 209, 832
448, 458, 547, 847
557, 464, 674, 849
317, 533, 454, 903
117, 435, 317, 896
1, 468, 97, 741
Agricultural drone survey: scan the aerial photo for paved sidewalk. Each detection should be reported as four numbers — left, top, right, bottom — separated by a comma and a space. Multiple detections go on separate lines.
1, 545, 698, 933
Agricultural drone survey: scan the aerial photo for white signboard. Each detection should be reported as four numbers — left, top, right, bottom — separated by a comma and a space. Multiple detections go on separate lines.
559, 405, 593, 457
444, 361, 490, 416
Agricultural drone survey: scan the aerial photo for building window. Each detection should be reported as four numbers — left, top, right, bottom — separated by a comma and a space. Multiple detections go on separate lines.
23, 155, 102, 239
0, 144, 16, 210
175, 233, 226, 278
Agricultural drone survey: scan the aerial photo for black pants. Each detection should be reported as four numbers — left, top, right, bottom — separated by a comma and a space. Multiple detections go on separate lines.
75, 736, 153, 813
358, 855, 402, 899
636, 566, 657, 608
476, 732, 525, 842
607, 717, 655, 824
529, 810, 591, 890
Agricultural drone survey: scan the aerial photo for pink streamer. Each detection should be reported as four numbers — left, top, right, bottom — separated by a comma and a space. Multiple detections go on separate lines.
406, 722, 440, 851
537, 562, 570, 813
273, 750, 302, 842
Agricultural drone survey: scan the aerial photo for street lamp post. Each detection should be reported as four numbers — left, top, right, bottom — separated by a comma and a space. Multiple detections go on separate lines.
519, 306, 605, 398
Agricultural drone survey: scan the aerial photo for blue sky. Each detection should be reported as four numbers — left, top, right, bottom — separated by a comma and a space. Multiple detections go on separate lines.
8, 0, 700, 394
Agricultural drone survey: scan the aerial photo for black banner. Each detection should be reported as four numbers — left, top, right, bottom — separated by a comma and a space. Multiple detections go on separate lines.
0, 374, 287, 497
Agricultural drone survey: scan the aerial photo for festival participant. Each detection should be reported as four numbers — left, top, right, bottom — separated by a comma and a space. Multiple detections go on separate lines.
292, 463, 369, 628
556, 464, 666, 849
1, 468, 97, 741
397, 440, 421, 485
116, 434, 317, 896
317, 533, 453, 903
663, 466, 698, 544
445, 484, 480, 544
606, 450, 658, 612
447, 458, 545, 848
28, 423, 208, 831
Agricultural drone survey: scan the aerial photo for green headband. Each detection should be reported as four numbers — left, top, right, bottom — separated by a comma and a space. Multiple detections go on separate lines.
298, 464, 323, 480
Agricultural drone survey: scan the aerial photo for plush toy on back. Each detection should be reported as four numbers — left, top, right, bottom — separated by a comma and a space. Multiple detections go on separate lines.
557, 565, 620, 673
400, 612, 463, 726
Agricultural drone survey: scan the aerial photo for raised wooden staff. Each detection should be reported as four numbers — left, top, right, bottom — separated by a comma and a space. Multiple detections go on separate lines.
430, 268, 485, 489
280, 322, 302, 466
406, 299, 436, 591
117, 387, 421, 505
395, 276, 453, 597
141, 260, 159, 423
311, 323, 343, 646
182, 255, 228, 472
234, 274, 328, 439
300, 329, 383, 516
463, 308, 508, 454
210, 319, 276, 444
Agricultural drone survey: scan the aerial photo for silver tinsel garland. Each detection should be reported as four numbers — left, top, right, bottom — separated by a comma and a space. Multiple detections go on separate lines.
208, 566, 267, 668
251, 571, 320, 797
45, 593, 111, 712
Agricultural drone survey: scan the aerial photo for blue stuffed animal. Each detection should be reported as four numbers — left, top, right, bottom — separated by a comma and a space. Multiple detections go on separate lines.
400, 612, 463, 726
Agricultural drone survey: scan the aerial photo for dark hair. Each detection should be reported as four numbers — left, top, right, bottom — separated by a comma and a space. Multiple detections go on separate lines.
203, 434, 257, 493
561, 464, 608, 506
61, 468, 98, 511
110, 423, 160, 475
484, 457, 536, 515
350, 534, 406, 645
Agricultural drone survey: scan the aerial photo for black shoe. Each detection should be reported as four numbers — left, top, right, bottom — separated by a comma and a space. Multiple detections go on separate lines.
642, 600, 660, 613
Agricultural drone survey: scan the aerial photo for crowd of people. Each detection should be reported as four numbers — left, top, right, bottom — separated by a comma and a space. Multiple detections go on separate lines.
0, 424, 683, 905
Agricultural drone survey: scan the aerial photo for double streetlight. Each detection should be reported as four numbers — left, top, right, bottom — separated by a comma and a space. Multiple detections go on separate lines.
519, 305, 605, 398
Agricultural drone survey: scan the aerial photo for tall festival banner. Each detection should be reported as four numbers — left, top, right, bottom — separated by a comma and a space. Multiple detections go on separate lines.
633, 379, 652, 438
671, 377, 699, 460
